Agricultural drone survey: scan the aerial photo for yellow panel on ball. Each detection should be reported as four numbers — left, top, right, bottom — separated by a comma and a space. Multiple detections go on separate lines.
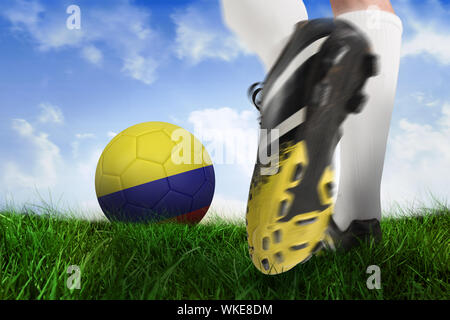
121, 121, 167, 137
99, 174, 122, 197
121, 159, 166, 191
137, 131, 174, 164
102, 135, 136, 176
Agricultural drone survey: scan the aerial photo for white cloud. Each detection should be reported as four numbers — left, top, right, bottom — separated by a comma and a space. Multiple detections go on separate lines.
411, 91, 425, 104
81, 45, 103, 65
1, 116, 105, 219
3, 0, 85, 50
2, 162, 36, 192
75, 133, 95, 139
169, 115, 181, 124
72, 133, 95, 158
38, 102, 64, 124
121, 55, 157, 85
4, 119, 62, 190
71, 141, 80, 158
1, 1, 160, 85
76, 148, 102, 184
402, 27, 450, 65
399, 0, 450, 65
172, 4, 247, 64
11, 118, 33, 135
188, 107, 258, 176
203, 194, 246, 223
107, 131, 117, 138
438, 103, 450, 129
65, 146, 104, 219
186, 107, 260, 220
382, 102, 450, 208
425, 100, 440, 108
410, 92, 440, 108
3, 0, 43, 27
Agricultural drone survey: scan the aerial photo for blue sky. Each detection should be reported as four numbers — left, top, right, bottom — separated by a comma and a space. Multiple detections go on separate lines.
0, 0, 449, 219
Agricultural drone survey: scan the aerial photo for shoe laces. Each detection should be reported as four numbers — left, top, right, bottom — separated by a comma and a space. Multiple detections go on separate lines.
248, 82, 264, 125
247, 82, 264, 112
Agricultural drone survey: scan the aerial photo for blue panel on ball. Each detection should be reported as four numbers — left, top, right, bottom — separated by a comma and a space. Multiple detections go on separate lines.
167, 167, 205, 196
192, 181, 215, 212
98, 165, 215, 222
98, 190, 127, 221
204, 165, 215, 184
153, 190, 193, 217
124, 177, 170, 208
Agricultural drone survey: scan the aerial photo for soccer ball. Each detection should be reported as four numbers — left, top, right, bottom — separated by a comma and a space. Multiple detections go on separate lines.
95, 121, 215, 224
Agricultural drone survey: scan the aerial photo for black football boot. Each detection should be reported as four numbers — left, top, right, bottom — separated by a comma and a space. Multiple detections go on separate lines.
246, 18, 378, 274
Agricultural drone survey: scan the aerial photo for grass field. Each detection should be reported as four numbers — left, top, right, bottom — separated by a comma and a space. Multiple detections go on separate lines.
0, 205, 448, 300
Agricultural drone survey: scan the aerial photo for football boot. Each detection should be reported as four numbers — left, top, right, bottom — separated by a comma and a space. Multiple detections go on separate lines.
246, 18, 378, 274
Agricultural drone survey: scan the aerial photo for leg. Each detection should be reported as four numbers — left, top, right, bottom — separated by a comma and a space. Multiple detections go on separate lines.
330, 0, 403, 231
330, 0, 394, 15
221, 0, 309, 71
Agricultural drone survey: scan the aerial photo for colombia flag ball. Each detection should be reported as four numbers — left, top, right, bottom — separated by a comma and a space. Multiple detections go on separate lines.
95, 122, 215, 224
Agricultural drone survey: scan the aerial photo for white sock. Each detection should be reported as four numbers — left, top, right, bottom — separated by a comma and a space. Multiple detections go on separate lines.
221, 0, 308, 71
333, 10, 403, 230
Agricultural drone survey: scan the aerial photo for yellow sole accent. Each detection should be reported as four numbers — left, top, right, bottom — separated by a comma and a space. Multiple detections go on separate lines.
247, 140, 334, 275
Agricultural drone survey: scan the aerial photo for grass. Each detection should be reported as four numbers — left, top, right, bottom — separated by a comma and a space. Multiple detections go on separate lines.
0, 205, 448, 300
